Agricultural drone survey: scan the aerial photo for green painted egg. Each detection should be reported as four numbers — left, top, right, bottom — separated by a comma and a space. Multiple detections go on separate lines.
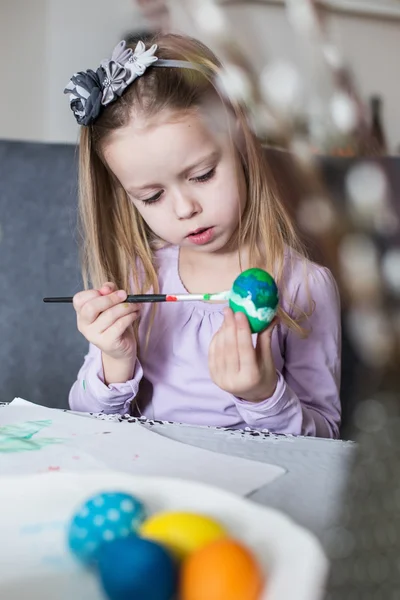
229, 268, 279, 333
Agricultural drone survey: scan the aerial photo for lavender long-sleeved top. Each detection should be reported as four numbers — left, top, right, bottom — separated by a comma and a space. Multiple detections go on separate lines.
69, 245, 342, 437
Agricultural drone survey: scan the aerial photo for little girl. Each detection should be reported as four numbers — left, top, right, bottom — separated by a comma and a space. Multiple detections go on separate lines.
66, 33, 341, 437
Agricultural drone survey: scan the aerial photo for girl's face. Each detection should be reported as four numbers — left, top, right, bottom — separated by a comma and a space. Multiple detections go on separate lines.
103, 109, 247, 255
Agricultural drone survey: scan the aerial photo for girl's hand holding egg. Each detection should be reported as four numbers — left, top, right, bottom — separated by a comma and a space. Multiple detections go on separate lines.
209, 269, 279, 402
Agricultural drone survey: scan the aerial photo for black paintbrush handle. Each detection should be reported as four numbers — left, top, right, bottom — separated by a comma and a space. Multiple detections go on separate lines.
43, 294, 168, 303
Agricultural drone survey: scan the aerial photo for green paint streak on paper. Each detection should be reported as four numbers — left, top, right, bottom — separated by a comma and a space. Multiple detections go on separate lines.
83, 379, 86, 391
0, 420, 63, 453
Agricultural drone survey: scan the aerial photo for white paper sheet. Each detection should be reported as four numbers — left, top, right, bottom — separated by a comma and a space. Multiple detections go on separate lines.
0, 399, 285, 496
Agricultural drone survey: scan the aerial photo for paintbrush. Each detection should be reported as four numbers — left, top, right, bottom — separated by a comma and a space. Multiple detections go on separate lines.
43, 291, 231, 304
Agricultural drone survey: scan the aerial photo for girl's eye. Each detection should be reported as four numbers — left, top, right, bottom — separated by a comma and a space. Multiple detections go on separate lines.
139, 168, 216, 204
192, 167, 216, 183
142, 191, 163, 205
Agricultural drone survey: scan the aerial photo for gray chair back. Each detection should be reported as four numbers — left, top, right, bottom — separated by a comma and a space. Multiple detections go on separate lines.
0, 140, 86, 408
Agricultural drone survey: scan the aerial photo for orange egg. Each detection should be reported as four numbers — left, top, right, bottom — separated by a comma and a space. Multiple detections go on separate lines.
180, 538, 265, 600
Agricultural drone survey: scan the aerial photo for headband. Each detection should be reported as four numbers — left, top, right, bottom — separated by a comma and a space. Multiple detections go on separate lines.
64, 40, 202, 126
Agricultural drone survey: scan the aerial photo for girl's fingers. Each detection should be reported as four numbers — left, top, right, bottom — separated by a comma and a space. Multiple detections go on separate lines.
96, 302, 141, 334
212, 329, 224, 376
222, 308, 240, 374
78, 290, 128, 326
256, 316, 279, 359
104, 311, 140, 340
73, 289, 101, 312
99, 282, 117, 295
73, 283, 118, 313
234, 311, 257, 372
208, 334, 216, 372
209, 324, 225, 378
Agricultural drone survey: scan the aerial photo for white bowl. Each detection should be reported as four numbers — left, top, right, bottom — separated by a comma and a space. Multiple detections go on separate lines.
0, 472, 328, 600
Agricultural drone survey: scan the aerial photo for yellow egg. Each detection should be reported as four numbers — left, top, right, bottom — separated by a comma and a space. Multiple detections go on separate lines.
139, 511, 226, 560
180, 538, 265, 600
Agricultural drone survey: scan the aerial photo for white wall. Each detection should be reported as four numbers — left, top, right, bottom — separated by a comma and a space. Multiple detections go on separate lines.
0, 1, 399, 150
45, 0, 146, 143
0, 0, 48, 141
0, 0, 144, 143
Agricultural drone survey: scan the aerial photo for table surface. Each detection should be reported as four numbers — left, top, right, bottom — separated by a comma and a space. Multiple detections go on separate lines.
88, 412, 356, 544
1, 403, 356, 546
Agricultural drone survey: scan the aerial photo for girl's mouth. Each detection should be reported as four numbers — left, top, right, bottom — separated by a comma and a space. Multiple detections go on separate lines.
187, 227, 215, 245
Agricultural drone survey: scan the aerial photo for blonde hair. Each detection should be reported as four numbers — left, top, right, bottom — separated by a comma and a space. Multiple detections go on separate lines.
78, 33, 310, 336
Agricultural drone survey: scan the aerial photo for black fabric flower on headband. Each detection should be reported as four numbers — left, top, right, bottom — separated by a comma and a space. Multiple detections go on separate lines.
65, 68, 106, 126
64, 40, 200, 126
64, 41, 158, 126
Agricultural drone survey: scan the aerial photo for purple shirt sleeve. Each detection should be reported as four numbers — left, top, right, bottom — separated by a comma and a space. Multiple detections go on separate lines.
68, 343, 143, 414
232, 266, 342, 437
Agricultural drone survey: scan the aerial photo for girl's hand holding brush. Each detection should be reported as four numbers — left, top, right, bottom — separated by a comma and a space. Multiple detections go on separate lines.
73, 283, 141, 384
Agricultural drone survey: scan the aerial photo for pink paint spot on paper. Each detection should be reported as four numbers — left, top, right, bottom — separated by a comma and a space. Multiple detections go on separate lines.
72, 456, 80, 460
48, 466, 60, 471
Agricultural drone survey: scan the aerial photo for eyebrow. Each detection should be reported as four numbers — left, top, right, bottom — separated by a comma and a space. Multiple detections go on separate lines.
127, 150, 220, 194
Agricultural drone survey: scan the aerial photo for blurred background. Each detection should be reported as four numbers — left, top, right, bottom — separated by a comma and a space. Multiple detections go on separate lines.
1, 0, 399, 152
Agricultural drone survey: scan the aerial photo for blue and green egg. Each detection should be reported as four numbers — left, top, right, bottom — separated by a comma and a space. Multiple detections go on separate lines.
229, 268, 279, 333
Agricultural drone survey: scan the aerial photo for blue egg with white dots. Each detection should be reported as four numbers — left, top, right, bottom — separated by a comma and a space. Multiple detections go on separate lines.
67, 491, 145, 564
96, 537, 177, 600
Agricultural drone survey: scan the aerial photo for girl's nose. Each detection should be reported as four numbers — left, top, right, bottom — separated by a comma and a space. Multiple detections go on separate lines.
173, 190, 201, 220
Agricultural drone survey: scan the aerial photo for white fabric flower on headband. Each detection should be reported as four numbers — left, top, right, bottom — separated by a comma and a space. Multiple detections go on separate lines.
101, 41, 158, 106
126, 41, 159, 76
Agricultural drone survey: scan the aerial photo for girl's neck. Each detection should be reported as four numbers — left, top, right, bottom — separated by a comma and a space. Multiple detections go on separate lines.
178, 244, 250, 295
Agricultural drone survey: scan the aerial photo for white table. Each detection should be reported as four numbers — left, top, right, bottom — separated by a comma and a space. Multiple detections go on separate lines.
88, 412, 356, 542
1, 403, 355, 544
